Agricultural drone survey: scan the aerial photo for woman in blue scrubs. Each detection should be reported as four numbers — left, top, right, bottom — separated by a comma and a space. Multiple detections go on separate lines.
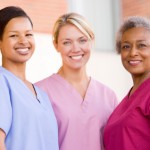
0, 6, 59, 150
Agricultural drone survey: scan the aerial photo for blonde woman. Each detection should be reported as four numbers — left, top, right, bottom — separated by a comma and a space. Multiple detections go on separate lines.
36, 12, 118, 150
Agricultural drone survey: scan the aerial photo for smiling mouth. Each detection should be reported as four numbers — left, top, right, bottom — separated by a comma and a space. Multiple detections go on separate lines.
16, 48, 30, 55
70, 55, 83, 60
128, 60, 141, 65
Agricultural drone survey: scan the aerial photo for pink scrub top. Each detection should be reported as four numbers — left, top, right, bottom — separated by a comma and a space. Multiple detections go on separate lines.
35, 74, 118, 150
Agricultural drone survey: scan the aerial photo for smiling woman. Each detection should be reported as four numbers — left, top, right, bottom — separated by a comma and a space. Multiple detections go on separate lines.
120, 27, 150, 83
35, 12, 118, 150
103, 16, 150, 150
0, 17, 35, 65
0, 6, 59, 150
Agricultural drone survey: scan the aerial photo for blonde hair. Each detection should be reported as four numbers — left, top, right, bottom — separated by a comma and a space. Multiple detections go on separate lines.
52, 12, 95, 44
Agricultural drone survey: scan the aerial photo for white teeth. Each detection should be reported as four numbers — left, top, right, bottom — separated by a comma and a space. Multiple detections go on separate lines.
16, 48, 29, 54
71, 55, 82, 60
129, 60, 141, 65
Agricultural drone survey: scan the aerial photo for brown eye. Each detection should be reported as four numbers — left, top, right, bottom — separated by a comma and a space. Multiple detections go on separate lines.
10, 34, 18, 37
121, 44, 130, 50
138, 43, 146, 48
26, 33, 33, 37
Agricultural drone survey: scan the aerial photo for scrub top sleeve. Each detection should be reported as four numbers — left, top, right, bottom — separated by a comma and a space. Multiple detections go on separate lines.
0, 76, 12, 135
111, 91, 119, 109
103, 83, 119, 109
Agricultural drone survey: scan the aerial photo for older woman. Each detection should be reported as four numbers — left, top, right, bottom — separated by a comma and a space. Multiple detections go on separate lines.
104, 16, 150, 150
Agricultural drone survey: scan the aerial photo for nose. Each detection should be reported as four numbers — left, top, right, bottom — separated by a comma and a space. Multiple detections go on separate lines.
129, 46, 138, 57
72, 42, 80, 52
18, 36, 28, 44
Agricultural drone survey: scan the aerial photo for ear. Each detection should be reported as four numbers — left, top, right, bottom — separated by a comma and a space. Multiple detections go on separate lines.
53, 40, 59, 52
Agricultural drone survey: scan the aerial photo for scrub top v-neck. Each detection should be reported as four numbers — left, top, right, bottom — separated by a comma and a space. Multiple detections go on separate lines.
35, 73, 118, 150
0, 67, 59, 150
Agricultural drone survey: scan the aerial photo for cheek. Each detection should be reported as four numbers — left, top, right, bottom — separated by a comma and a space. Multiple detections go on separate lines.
30, 38, 35, 45
2, 39, 15, 51
83, 44, 91, 53
121, 51, 128, 59
1, 42, 11, 51
58, 46, 69, 55
121, 53, 127, 65
142, 51, 150, 57
87, 49, 91, 57
31, 42, 35, 50
84, 49, 91, 63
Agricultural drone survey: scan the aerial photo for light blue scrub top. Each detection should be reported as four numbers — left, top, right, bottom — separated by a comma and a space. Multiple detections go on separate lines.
0, 66, 59, 150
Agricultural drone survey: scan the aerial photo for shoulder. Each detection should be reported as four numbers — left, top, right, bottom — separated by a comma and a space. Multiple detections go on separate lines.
0, 67, 23, 91
35, 74, 56, 87
91, 78, 118, 105
0, 67, 17, 83
91, 78, 116, 94
0, 67, 10, 88
0, 68, 12, 134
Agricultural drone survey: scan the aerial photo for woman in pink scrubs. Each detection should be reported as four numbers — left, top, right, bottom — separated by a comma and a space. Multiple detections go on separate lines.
104, 16, 150, 150
35, 12, 118, 150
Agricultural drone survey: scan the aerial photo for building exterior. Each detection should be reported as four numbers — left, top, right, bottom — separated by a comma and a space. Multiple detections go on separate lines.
0, 0, 150, 99
122, 0, 150, 18
0, 0, 67, 33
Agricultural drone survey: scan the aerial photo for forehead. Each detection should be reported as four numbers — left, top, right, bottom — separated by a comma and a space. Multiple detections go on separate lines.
122, 27, 150, 42
4, 17, 32, 32
58, 24, 85, 38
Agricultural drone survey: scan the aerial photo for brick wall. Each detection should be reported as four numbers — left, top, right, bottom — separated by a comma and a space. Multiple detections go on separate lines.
0, 0, 68, 33
122, 0, 150, 18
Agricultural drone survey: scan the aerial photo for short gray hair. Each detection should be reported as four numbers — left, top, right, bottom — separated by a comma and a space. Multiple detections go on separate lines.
116, 16, 150, 53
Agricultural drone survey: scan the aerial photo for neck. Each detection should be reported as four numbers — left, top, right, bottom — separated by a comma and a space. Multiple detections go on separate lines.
2, 62, 27, 81
130, 72, 150, 95
58, 66, 89, 84
58, 66, 90, 99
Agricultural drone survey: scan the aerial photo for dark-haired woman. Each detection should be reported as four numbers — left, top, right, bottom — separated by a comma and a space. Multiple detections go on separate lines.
0, 6, 59, 150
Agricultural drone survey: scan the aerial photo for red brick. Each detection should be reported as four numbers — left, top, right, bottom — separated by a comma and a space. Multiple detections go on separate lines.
0, 0, 68, 33
122, 0, 150, 19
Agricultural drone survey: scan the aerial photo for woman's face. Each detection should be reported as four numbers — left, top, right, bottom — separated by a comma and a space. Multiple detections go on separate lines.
54, 24, 93, 70
121, 27, 150, 77
0, 17, 35, 65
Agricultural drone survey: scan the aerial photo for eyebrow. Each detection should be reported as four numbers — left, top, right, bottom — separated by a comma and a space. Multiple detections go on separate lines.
122, 40, 148, 43
60, 38, 71, 42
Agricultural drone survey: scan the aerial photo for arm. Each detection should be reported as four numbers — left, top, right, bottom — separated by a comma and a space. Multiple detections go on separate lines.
0, 74, 12, 150
0, 129, 6, 150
